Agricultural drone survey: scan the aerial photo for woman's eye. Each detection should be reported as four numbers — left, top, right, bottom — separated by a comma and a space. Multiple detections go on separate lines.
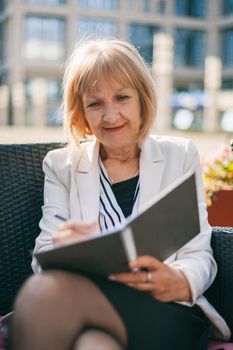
117, 95, 129, 101
87, 101, 100, 109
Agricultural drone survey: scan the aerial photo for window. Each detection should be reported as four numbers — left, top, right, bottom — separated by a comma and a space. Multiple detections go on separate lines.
128, 24, 160, 63
25, 78, 62, 126
222, 78, 233, 89
25, 0, 65, 4
24, 16, 65, 61
77, 0, 118, 10
175, 0, 205, 18
0, 74, 6, 85
174, 28, 205, 67
0, 22, 4, 65
126, 0, 136, 10
158, 0, 166, 14
144, 0, 152, 13
77, 17, 117, 39
222, 28, 233, 67
0, 0, 5, 12
222, 0, 233, 15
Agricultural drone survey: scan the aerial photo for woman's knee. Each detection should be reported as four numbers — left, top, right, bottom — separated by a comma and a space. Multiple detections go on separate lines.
14, 271, 86, 316
73, 329, 124, 350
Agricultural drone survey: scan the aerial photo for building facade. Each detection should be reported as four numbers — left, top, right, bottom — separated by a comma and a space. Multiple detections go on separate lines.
0, 0, 233, 129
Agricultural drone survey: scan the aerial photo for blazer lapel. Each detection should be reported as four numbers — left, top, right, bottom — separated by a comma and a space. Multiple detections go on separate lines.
74, 136, 165, 220
139, 136, 165, 210
75, 139, 101, 222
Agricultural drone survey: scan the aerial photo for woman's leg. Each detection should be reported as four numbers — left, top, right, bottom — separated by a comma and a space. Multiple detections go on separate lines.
73, 329, 124, 350
90, 276, 209, 350
9, 271, 128, 350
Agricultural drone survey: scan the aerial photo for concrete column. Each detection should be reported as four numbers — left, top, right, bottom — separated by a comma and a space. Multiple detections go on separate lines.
31, 79, 47, 127
118, 0, 127, 39
152, 32, 173, 131
0, 85, 9, 125
12, 82, 26, 126
166, 0, 173, 16
7, 0, 24, 125
67, 0, 77, 52
203, 56, 222, 132
206, 0, 219, 56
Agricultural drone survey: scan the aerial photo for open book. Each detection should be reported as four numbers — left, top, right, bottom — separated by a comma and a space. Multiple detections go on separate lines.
35, 171, 200, 276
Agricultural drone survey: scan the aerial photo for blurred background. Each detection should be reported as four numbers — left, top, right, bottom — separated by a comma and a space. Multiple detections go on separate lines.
0, 0, 233, 155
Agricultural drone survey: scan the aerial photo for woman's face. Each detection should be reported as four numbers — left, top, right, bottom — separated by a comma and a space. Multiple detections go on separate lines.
82, 80, 142, 152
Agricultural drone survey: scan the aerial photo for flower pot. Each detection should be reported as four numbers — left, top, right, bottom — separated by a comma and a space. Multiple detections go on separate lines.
207, 188, 233, 226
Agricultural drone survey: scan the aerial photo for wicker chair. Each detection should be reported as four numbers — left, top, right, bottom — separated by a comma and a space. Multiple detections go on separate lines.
0, 143, 233, 348
0, 143, 63, 315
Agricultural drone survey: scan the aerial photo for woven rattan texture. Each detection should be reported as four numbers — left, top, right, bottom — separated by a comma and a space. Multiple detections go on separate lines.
0, 144, 233, 339
0, 143, 63, 315
205, 227, 233, 341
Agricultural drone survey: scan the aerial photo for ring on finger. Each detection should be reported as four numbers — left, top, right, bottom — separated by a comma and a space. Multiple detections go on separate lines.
146, 271, 153, 283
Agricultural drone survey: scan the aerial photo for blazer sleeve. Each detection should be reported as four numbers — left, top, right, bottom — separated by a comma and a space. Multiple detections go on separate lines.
170, 140, 217, 306
31, 149, 72, 273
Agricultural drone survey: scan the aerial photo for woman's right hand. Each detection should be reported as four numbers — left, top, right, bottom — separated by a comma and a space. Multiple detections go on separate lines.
53, 221, 100, 246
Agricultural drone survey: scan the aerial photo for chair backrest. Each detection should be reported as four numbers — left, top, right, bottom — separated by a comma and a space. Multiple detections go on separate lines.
0, 143, 233, 341
205, 227, 233, 341
0, 143, 63, 315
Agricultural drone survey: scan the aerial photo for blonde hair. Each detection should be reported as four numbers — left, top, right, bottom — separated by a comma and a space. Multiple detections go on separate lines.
62, 38, 156, 146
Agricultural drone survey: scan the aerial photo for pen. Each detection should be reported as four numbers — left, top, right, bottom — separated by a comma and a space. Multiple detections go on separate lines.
54, 214, 68, 222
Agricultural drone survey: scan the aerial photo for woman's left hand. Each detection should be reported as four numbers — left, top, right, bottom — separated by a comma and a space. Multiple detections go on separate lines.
109, 255, 192, 303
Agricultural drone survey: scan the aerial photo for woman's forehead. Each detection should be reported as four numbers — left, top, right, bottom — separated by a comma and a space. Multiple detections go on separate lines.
84, 78, 132, 95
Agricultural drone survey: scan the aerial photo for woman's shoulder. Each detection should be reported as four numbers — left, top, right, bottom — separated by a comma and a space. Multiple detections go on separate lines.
150, 134, 194, 147
148, 134, 197, 155
45, 140, 93, 161
43, 140, 94, 171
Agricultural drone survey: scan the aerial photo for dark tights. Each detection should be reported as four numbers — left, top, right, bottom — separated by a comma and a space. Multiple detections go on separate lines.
9, 271, 127, 350
9, 270, 209, 350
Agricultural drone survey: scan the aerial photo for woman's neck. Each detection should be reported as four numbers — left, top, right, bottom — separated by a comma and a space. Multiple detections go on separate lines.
100, 144, 140, 162
100, 144, 140, 184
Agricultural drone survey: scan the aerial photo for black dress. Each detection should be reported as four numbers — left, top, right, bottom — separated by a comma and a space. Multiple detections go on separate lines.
86, 176, 209, 350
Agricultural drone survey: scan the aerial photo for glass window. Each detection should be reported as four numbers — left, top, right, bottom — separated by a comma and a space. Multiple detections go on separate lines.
126, 0, 136, 10
24, 16, 65, 61
25, 78, 62, 126
0, 22, 5, 65
25, 0, 65, 4
222, 78, 233, 89
158, 0, 166, 14
222, 0, 233, 15
174, 28, 205, 67
128, 24, 160, 63
175, 0, 205, 18
77, 17, 117, 39
77, 0, 118, 10
0, 0, 5, 12
144, 0, 152, 13
222, 28, 233, 67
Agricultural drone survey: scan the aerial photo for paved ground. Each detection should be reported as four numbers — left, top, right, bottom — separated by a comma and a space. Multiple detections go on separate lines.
0, 126, 232, 158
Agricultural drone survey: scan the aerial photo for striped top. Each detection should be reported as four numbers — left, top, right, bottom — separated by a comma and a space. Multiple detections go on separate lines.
112, 175, 139, 218
99, 159, 139, 232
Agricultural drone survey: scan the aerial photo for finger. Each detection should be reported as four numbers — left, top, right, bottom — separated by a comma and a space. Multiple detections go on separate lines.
129, 282, 154, 292
109, 270, 151, 284
59, 221, 99, 235
53, 231, 89, 246
129, 255, 163, 271
59, 221, 96, 231
53, 229, 74, 242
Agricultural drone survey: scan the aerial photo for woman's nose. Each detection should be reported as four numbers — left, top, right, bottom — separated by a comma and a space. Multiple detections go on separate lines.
102, 105, 119, 123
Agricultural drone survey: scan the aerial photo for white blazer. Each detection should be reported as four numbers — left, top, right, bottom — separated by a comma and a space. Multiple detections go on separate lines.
32, 135, 231, 340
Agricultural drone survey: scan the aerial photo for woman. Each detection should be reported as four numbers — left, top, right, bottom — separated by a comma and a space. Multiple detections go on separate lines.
10, 39, 230, 350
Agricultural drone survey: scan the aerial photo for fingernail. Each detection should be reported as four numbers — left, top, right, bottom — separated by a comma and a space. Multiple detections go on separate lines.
108, 275, 116, 280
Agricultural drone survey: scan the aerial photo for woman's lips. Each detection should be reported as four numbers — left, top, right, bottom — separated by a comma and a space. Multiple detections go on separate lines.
103, 124, 126, 132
